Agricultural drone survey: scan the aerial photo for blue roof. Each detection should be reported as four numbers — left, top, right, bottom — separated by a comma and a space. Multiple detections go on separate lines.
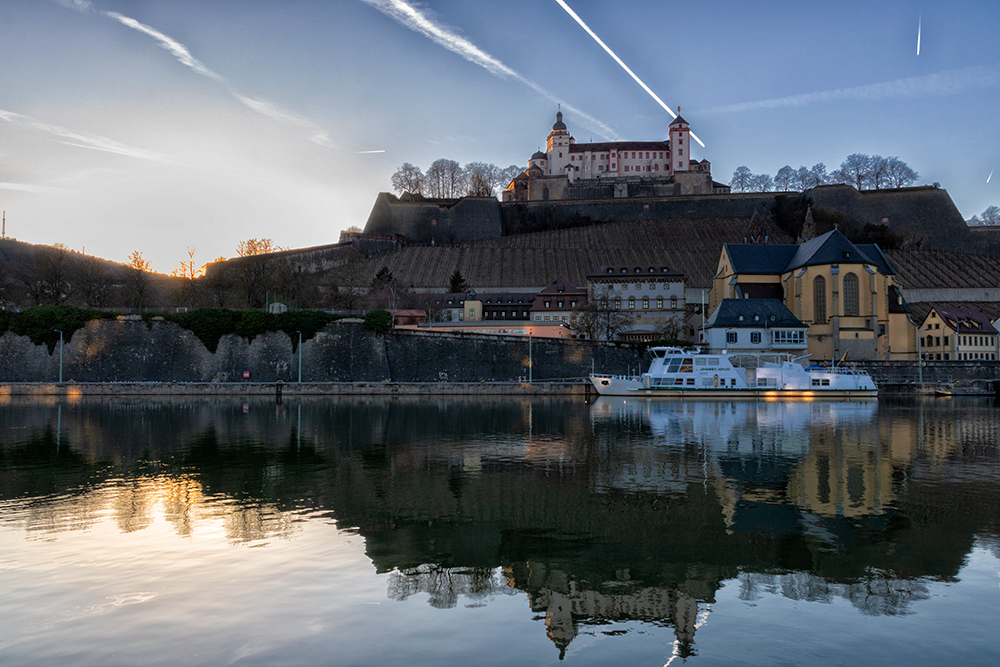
724, 229, 896, 276
704, 299, 805, 329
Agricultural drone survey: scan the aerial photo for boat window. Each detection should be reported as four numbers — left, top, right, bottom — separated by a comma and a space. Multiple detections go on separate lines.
695, 358, 707, 366
707, 358, 718, 366
679, 361, 694, 373
686, 379, 695, 385
667, 360, 681, 373
652, 349, 666, 358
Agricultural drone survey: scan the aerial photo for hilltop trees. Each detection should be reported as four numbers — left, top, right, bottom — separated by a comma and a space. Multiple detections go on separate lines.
390, 160, 521, 198
125, 250, 154, 311
967, 206, 1000, 226
739, 155, 918, 193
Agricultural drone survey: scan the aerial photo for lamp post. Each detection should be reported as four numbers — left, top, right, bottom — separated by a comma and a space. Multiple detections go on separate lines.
528, 331, 533, 384
296, 331, 302, 383
54, 329, 63, 383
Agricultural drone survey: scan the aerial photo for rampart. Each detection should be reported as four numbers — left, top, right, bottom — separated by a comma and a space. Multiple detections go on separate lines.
0, 319, 641, 384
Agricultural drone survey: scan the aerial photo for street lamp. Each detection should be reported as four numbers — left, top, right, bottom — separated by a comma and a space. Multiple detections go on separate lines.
53, 329, 63, 383
296, 330, 303, 383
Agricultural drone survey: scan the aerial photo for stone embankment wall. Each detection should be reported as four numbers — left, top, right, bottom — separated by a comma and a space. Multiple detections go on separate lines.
0, 319, 642, 384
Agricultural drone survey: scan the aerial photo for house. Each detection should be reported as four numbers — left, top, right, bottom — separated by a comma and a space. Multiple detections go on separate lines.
530, 277, 587, 328
918, 306, 998, 360
587, 264, 686, 341
711, 228, 913, 360
702, 299, 808, 354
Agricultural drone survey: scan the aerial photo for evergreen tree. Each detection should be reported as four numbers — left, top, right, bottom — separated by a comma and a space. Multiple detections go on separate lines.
448, 269, 468, 293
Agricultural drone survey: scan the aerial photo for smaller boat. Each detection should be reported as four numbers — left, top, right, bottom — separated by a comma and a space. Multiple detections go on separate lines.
590, 347, 877, 399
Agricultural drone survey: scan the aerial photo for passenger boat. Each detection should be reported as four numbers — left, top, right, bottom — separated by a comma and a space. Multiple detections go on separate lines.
589, 347, 877, 399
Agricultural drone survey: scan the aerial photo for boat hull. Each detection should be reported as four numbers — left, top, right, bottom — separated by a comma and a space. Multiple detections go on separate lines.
589, 376, 877, 400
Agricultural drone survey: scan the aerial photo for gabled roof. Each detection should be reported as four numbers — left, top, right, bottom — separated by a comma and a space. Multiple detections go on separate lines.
704, 299, 805, 329
724, 229, 896, 276
928, 306, 998, 334
589, 265, 684, 278
537, 276, 586, 296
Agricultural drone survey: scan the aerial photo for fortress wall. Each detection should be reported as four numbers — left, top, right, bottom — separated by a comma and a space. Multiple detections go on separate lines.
0, 319, 641, 384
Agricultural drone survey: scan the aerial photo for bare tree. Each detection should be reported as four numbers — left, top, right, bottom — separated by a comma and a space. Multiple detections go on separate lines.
425, 159, 466, 198
21, 244, 73, 306
774, 166, 795, 191
465, 162, 505, 197
74, 254, 115, 309
234, 238, 284, 308
884, 157, 918, 188
171, 246, 202, 309
125, 250, 154, 312
730, 166, 753, 193
834, 153, 874, 190
806, 163, 830, 189
749, 173, 774, 192
390, 163, 425, 195
574, 285, 633, 341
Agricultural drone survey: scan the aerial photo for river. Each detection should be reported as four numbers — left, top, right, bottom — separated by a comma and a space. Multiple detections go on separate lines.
1, 395, 998, 666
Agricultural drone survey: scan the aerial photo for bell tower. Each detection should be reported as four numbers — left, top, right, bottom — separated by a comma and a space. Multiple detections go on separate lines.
669, 110, 690, 174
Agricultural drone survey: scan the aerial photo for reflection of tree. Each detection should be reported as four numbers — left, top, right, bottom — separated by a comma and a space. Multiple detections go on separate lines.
387, 564, 512, 609
737, 571, 930, 616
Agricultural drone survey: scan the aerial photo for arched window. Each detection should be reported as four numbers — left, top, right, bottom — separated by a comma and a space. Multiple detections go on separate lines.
813, 276, 827, 323
628, 297, 636, 310
614, 297, 621, 310
656, 297, 664, 309
670, 296, 678, 309
642, 297, 649, 309
843, 273, 859, 316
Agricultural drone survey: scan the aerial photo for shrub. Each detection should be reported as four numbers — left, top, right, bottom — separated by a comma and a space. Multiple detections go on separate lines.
5, 305, 108, 354
363, 309, 393, 335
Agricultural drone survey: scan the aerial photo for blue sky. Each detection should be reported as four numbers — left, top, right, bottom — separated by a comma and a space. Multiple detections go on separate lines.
1, 0, 998, 272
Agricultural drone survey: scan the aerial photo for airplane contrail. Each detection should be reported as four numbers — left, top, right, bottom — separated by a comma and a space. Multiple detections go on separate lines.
101, 11, 337, 148
917, 13, 921, 55
357, 150, 386, 154
553, 0, 705, 148
989, 169, 994, 184
1, 107, 167, 162
359, 0, 621, 141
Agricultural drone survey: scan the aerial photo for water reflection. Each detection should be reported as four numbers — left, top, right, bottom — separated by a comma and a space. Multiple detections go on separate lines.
1, 395, 999, 662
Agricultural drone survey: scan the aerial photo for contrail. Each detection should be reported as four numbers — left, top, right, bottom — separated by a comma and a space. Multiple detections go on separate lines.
357, 150, 386, 154
703, 65, 1000, 114
989, 169, 994, 184
917, 13, 921, 55
359, 0, 621, 141
553, 0, 705, 148
100, 11, 337, 148
0, 107, 167, 161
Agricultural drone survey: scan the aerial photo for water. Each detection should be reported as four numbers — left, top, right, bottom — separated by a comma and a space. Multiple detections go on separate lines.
1, 395, 999, 666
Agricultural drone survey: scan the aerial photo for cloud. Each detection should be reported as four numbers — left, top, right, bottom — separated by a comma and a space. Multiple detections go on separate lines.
704, 65, 1000, 115
99, 11, 338, 148
0, 181, 70, 194
1, 107, 168, 161
55, 0, 93, 12
359, 0, 621, 140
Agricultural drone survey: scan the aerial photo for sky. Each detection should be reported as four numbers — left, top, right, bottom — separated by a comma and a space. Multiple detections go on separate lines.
1, 0, 998, 273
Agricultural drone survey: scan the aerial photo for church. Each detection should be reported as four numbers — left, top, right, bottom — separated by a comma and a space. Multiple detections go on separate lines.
503, 110, 729, 201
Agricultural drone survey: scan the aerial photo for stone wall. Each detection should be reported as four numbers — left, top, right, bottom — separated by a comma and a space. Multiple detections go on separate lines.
0, 319, 642, 384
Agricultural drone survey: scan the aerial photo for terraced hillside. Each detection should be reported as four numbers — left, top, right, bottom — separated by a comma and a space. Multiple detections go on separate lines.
885, 249, 1000, 289
361, 216, 792, 289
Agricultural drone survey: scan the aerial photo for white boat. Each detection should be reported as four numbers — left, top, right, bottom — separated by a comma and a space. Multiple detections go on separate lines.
589, 347, 877, 399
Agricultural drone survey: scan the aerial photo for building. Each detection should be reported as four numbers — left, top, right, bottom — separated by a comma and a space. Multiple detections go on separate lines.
529, 277, 588, 327
503, 111, 728, 202
711, 229, 913, 360
462, 289, 535, 323
586, 265, 686, 341
918, 306, 998, 360
702, 299, 808, 354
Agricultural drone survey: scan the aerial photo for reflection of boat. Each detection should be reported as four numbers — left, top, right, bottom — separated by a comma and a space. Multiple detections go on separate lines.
590, 347, 877, 399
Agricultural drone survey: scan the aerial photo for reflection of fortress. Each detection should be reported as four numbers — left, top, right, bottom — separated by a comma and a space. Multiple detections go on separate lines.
4, 397, 1000, 657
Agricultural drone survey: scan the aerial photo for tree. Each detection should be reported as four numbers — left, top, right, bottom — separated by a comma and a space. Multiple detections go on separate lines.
774, 166, 795, 191
331, 249, 370, 312
834, 153, 874, 190
730, 166, 753, 193
390, 163, 425, 195
234, 238, 284, 308
465, 162, 505, 197
425, 159, 466, 198
573, 285, 633, 341
370, 266, 394, 292
806, 163, 830, 189
363, 309, 393, 334
749, 173, 774, 192
202, 258, 233, 307
869, 155, 890, 189
74, 255, 114, 309
125, 250, 153, 311
448, 269, 468, 293
20, 245, 72, 306
171, 246, 203, 309
969, 205, 1000, 226
884, 157, 918, 188
792, 166, 810, 191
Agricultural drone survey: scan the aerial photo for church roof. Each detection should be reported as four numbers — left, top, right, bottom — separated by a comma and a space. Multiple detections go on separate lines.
724, 229, 896, 276
704, 299, 804, 329
552, 111, 567, 131
670, 115, 689, 126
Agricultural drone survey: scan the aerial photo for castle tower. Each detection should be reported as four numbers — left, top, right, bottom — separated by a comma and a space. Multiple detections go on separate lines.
546, 110, 571, 176
669, 111, 691, 174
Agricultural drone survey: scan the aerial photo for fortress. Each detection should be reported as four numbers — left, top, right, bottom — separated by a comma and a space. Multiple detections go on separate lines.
503, 110, 729, 202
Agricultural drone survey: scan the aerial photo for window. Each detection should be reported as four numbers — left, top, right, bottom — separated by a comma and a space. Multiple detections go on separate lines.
843, 273, 859, 316
727, 331, 738, 344
642, 297, 649, 309
813, 276, 827, 323
944, 336, 949, 346
657, 297, 664, 309
670, 296, 677, 309
628, 297, 636, 310
751, 331, 761, 344
614, 297, 621, 310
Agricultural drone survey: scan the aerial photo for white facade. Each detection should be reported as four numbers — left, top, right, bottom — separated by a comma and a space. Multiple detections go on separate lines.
587, 266, 686, 338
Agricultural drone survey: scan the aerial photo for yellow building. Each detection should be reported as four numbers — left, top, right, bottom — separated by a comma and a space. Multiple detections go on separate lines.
711, 229, 914, 360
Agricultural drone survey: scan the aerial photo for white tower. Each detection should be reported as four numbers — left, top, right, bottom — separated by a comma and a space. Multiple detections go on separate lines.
669, 111, 691, 174
546, 110, 571, 176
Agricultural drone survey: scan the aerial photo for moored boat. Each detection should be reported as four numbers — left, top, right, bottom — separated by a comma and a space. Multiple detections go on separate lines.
589, 347, 877, 399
